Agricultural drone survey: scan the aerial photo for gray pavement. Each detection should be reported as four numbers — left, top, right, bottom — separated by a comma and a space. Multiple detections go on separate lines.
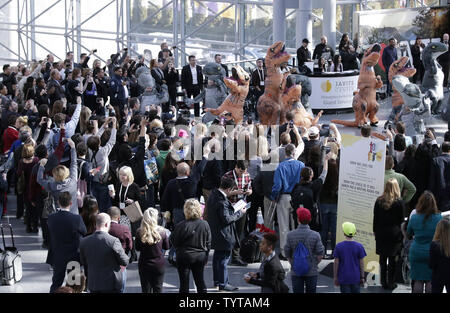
1, 91, 449, 294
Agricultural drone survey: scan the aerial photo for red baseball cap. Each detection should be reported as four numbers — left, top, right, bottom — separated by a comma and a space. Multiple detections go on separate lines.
297, 207, 311, 223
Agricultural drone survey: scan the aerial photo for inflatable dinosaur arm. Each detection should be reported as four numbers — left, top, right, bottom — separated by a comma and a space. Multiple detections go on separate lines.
312, 110, 323, 125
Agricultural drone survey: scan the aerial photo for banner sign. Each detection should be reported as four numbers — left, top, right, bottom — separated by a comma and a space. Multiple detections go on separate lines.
336, 134, 386, 279
309, 74, 359, 110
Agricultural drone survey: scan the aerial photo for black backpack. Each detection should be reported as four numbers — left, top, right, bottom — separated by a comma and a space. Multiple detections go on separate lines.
291, 184, 321, 231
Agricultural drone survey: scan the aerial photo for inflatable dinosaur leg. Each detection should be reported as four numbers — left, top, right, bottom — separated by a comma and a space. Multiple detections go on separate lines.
331, 93, 366, 127
205, 105, 226, 116
311, 110, 323, 126
367, 101, 380, 125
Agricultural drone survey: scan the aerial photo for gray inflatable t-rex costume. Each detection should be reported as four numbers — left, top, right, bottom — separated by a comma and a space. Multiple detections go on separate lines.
136, 66, 169, 113
392, 74, 431, 139
421, 41, 448, 115
287, 74, 312, 111
184, 62, 228, 123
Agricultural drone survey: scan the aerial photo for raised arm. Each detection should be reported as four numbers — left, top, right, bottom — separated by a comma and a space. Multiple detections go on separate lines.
37, 159, 51, 192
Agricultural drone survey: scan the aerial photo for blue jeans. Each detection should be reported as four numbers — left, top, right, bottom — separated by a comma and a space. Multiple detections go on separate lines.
291, 275, 318, 293
121, 269, 127, 293
213, 250, 232, 288
320, 203, 337, 253
340, 284, 360, 293
91, 182, 111, 213
168, 208, 186, 262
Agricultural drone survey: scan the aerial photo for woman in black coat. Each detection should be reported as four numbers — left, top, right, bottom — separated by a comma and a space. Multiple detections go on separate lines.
429, 219, 450, 293
373, 178, 404, 290
164, 61, 179, 109
170, 199, 211, 293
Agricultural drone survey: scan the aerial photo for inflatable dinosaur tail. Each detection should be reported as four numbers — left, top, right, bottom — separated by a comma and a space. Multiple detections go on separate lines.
330, 119, 360, 127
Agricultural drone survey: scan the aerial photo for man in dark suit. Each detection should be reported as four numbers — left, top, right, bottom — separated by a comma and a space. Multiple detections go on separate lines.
47, 192, 87, 293
207, 177, 248, 291
181, 55, 204, 117
215, 54, 229, 77
46, 69, 66, 106
429, 142, 450, 212
80, 213, 129, 293
297, 38, 311, 68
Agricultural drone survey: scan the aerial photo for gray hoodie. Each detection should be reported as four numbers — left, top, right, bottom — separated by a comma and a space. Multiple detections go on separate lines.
37, 147, 79, 214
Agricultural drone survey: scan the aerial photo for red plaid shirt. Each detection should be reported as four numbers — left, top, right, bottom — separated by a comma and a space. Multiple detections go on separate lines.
222, 170, 252, 204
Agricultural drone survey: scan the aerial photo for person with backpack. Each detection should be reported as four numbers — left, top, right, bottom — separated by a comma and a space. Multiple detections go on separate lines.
291, 153, 330, 232
244, 233, 289, 293
333, 222, 367, 293
284, 207, 324, 293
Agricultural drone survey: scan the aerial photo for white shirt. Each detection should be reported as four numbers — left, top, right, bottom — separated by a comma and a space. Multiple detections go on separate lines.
190, 66, 198, 85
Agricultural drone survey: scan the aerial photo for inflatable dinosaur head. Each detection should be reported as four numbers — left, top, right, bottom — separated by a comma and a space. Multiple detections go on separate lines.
362, 43, 381, 67
389, 56, 416, 82
423, 41, 448, 61
230, 65, 250, 86
203, 62, 226, 78
136, 66, 155, 90
265, 41, 291, 67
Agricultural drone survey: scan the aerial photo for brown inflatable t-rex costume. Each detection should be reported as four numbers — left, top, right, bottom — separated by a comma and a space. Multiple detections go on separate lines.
257, 41, 291, 125
281, 82, 323, 128
388, 56, 416, 117
204, 65, 250, 124
331, 44, 383, 127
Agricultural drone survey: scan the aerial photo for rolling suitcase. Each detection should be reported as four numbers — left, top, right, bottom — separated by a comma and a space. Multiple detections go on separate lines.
0, 223, 22, 285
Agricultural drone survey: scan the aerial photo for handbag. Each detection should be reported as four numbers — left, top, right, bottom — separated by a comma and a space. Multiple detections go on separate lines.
123, 201, 143, 223
42, 194, 56, 219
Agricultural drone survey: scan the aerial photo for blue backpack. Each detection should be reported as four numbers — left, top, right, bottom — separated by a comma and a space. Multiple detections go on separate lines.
292, 234, 312, 276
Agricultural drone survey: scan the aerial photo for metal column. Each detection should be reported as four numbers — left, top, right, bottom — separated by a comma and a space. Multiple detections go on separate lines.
296, 0, 312, 48
273, 0, 286, 42
323, 0, 337, 52
173, 0, 179, 67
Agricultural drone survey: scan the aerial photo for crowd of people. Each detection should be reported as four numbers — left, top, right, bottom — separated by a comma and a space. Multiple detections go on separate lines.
0, 36, 449, 295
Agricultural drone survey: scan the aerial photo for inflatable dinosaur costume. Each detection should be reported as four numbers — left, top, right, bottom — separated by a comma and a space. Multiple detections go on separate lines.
257, 41, 291, 125
282, 75, 322, 128
421, 41, 448, 115
331, 44, 383, 127
136, 66, 169, 113
204, 65, 250, 124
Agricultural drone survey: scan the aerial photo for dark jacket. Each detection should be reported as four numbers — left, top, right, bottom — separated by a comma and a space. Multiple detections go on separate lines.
253, 168, 275, 199
46, 79, 65, 105
202, 158, 223, 190
340, 49, 359, 70
112, 182, 141, 208
429, 154, 450, 212
80, 231, 129, 292
47, 210, 87, 267
151, 68, 166, 86
170, 219, 211, 261
136, 229, 170, 270
251, 68, 266, 90
429, 241, 450, 288
248, 254, 289, 293
161, 176, 198, 213
373, 199, 404, 256
181, 64, 204, 91
118, 137, 146, 188
207, 188, 243, 251
382, 45, 398, 71
296, 46, 311, 66
312, 43, 335, 61
109, 221, 133, 255
109, 74, 126, 108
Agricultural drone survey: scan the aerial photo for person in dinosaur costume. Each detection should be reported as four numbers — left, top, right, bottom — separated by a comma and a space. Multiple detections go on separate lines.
392, 74, 431, 140
204, 65, 250, 124
385, 56, 416, 127
331, 43, 383, 127
282, 75, 323, 128
421, 41, 448, 115
257, 41, 291, 125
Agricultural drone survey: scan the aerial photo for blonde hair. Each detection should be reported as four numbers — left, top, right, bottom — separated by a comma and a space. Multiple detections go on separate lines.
17, 116, 28, 127
119, 166, 134, 184
195, 123, 207, 137
183, 198, 203, 220
21, 143, 35, 159
326, 141, 339, 160
80, 106, 92, 134
378, 178, 401, 210
19, 125, 32, 135
52, 165, 70, 182
257, 136, 269, 160
139, 208, 164, 245
433, 219, 450, 258
150, 119, 163, 130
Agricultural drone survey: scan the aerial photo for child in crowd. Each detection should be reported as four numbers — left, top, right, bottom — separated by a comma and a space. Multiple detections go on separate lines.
333, 222, 366, 293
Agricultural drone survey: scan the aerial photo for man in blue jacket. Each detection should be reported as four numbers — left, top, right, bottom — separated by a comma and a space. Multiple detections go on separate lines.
270, 144, 305, 260
382, 38, 398, 96
109, 67, 127, 115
